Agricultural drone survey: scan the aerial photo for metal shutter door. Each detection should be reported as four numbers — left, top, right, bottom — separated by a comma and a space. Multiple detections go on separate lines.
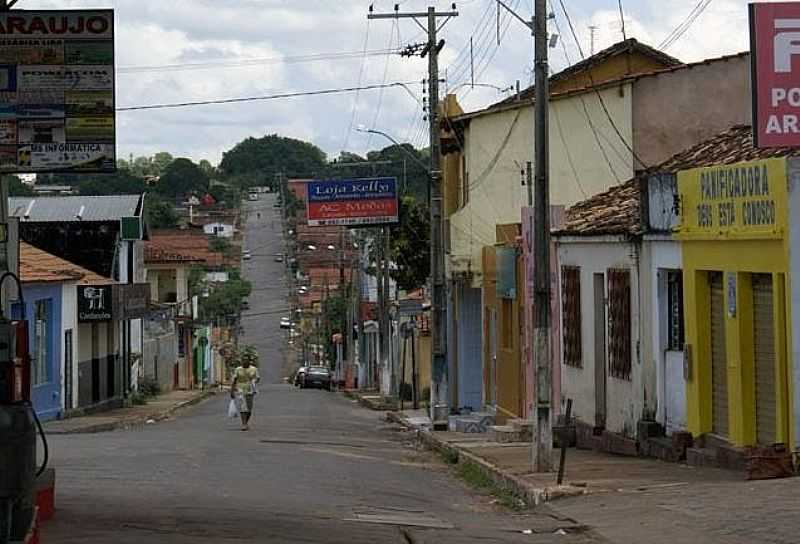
710, 273, 728, 438
753, 274, 776, 445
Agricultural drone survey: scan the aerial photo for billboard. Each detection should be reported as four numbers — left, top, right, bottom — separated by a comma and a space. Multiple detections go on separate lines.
0, 10, 115, 173
750, 2, 800, 147
306, 177, 399, 227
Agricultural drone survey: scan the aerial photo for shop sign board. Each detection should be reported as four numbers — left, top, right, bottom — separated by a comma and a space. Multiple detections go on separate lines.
0, 10, 114, 173
677, 157, 788, 239
750, 2, 800, 147
306, 177, 399, 227
77, 284, 112, 322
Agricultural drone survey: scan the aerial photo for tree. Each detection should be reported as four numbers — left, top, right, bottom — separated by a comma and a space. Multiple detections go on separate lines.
369, 195, 430, 292
151, 152, 174, 174
198, 159, 217, 179
156, 158, 210, 198
5, 175, 33, 196
146, 195, 179, 229
208, 183, 241, 209
219, 134, 327, 187
195, 268, 252, 322
321, 292, 347, 366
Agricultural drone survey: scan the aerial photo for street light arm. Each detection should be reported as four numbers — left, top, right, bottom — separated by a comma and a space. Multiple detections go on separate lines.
356, 127, 430, 172
496, 0, 534, 30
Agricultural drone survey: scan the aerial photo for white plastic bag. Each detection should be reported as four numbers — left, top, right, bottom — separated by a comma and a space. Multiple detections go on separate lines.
227, 398, 238, 418
251, 380, 259, 396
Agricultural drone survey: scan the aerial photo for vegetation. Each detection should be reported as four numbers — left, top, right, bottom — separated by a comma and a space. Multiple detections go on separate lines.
6, 175, 33, 196
194, 268, 252, 323
320, 292, 348, 366
145, 194, 180, 229
154, 157, 210, 198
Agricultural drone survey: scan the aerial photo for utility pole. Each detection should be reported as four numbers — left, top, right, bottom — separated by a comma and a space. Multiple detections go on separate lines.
496, 0, 552, 472
368, 5, 457, 426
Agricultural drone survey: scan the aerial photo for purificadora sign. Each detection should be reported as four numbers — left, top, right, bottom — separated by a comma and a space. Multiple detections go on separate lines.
0, 10, 115, 173
306, 177, 399, 227
677, 157, 787, 239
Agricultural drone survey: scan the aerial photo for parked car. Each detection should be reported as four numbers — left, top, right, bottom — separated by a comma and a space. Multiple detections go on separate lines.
301, 366, 332, 390
243, 250, 252, 260
293, 366, 308, 387
280, 317, 292, 329
274, 253, 284, 262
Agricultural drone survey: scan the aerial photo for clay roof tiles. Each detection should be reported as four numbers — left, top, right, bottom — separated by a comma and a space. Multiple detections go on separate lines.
20, 242, 112, 285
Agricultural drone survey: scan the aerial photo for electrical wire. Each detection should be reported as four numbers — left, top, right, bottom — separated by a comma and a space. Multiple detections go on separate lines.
116, 81, 420, 112
366, 19, 399, 151
118, 47, 402, 74
659, 0, 714, 50
342, 19, 373, 152
556, 0, 649, 170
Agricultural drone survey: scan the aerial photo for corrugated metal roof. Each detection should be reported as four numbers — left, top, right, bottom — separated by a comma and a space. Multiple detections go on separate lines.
9, 194, 142, 223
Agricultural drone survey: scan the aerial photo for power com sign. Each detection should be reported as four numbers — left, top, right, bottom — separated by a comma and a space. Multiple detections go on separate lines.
751, 2, 800, 147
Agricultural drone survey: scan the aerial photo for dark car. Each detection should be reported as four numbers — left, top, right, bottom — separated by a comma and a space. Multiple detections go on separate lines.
301, 366, 332, 390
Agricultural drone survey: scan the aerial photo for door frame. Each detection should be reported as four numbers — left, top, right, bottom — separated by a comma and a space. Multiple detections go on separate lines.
593, 273, 607, 429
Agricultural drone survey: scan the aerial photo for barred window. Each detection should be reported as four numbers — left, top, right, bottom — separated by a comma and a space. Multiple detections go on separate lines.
667, 271, 684, 351
608, 269, 632, 380
561, 266, 582, 367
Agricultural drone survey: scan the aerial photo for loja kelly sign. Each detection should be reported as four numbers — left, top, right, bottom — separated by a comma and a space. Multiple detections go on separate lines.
306, 177, 398, 227
750, 2, 800, 147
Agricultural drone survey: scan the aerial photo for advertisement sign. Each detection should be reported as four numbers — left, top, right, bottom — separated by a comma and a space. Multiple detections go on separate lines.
677, 157, 787, 239
750, 2, 800, 147
0, 10, 114, 173
77, 284, 112, 322
306, 177, 399, 227
112, 283, 150, 321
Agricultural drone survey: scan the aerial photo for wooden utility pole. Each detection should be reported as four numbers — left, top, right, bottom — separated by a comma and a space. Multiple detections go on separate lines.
368, 5, 457, 426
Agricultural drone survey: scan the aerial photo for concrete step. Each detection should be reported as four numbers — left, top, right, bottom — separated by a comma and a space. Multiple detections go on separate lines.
507, 418, 534, 441
453, 416, 485, 434
488, 425, 522, 443
686, 447, 719, 468
471, 412, 496, 432
641, 436, 677, 462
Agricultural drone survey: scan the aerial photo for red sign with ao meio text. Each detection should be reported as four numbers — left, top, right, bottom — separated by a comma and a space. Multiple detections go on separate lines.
751, 2, 800, 147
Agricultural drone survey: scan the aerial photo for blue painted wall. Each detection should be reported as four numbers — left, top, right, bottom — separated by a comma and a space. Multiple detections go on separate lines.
16, 283, 63, 421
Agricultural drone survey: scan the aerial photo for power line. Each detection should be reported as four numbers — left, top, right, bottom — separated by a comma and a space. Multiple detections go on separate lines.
556, 0, 649, 170
342, 19, 373, 152
659, 0, 713, 50
366, 19, 399, 150
116, 81, 420, 112
618, 0, 626, 41
117, 48, 403, 74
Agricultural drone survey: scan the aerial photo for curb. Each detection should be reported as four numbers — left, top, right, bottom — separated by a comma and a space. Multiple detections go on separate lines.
388, 411, 586, 506
46, 391, 216, 435
342, 390, 398, 411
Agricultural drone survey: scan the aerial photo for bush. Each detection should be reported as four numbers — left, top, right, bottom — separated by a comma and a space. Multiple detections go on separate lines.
138, 377, 161, 398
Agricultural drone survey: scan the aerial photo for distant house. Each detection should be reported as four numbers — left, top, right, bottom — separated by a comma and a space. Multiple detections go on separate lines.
203, 222, 235, 238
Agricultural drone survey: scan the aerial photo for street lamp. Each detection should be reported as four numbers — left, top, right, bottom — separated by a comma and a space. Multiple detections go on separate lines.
356, 125, 429, 172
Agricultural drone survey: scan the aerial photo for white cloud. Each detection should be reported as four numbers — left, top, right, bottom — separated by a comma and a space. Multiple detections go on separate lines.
18, 0, 759, 164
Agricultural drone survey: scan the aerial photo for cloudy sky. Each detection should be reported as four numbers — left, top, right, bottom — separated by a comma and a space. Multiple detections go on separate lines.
23, 0, 754, 164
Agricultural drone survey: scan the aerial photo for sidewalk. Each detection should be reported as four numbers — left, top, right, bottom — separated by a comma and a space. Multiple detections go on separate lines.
388, 410, 739, 503
389, 409, 800, 543
44, 389, 216, 434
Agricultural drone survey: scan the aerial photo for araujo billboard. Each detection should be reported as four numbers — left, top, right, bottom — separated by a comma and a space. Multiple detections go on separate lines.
0, 10, 116, 173
306, 177, 399, 227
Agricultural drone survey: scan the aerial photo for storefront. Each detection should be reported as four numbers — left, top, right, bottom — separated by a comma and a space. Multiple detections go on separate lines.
678, 157, 793, 448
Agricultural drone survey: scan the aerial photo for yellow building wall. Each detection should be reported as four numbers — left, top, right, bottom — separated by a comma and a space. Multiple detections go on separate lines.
678, 158, 793, 448
550, 51, 671, 95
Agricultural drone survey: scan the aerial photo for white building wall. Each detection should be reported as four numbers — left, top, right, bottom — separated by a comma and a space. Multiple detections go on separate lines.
451, 83, 634, 286
557, 238, 641, 437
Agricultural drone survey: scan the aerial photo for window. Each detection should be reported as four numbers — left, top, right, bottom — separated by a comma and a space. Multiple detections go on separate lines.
667, 271, 685, 351
501, 298, 513, 349
32, 299, 51, 386
608, 269, 632, 380
561, 266, 582, 367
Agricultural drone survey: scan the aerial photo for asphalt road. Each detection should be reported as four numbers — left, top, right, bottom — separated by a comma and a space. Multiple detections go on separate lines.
239, 193, 292, 384
39, 195, 602, 543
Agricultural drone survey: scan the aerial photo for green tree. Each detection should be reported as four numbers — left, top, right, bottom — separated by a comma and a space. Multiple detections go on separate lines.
5, 175, 33, 196
321, 292, 347, 367
155, 158, 210, 198
146, 195, 180, 229
151, 152, 174, 174
219, 134, 327, 187
368, 195, 430, 292
198, 159, 217, 179
208, 183, 241, 209
196, 268, 252, 322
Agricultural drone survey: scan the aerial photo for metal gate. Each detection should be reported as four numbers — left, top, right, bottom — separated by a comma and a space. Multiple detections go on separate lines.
753, 274, 776, 445
710, 273, 728, 438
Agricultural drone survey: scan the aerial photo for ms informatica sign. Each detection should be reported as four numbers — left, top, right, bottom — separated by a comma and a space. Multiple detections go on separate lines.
306, 177, 399, 227
750, 2, 800, 147
0, 10, 115, 173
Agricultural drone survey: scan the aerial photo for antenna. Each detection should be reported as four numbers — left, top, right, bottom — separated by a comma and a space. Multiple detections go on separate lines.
589, 25, 598, 55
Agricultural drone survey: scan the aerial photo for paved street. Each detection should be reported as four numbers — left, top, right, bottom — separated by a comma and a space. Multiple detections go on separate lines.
40, 192, 600, 544
240, 193, 291, 384
40, 388, 603, 543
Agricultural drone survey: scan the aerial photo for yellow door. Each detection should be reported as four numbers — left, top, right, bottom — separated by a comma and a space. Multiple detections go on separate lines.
753, 274, 777, 446
710, 272, 728, 438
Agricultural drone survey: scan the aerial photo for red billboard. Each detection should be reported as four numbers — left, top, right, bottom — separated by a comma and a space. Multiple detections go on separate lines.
305, 177, 399, 227
750, 2, 800, 147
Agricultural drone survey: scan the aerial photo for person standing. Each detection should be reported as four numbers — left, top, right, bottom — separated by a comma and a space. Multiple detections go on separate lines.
230, 355, 260, 431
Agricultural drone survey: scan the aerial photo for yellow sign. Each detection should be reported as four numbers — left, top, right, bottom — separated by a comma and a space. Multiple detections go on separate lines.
677, 157, 787, 239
